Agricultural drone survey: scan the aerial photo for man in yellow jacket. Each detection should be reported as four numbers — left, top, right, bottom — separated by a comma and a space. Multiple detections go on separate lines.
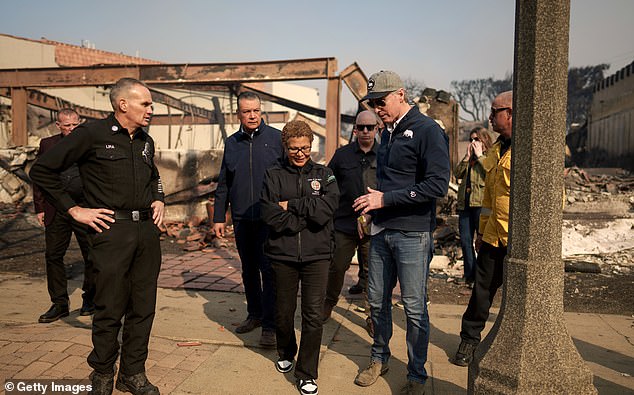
452, 91, 513, 366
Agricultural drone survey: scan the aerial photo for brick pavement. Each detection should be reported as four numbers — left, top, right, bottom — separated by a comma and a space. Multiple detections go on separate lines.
0, 247, 367, 394
0, 320, 219, 394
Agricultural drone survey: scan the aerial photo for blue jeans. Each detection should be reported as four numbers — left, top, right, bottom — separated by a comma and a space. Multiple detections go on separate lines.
368, 229, 433, 384
458, 205, 481, 282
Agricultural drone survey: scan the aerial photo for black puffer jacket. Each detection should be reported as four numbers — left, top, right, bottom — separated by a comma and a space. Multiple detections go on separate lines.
260, 159, 339, 263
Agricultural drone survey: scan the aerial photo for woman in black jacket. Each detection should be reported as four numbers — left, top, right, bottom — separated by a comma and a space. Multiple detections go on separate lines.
260, 120, 339, 395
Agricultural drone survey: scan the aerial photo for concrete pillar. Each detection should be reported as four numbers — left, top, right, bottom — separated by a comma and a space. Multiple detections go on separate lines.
468, 1, 596, 393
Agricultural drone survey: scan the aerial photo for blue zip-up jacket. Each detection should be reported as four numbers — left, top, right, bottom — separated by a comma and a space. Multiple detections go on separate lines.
213, 120, 284, 223
373, 106, 450, 232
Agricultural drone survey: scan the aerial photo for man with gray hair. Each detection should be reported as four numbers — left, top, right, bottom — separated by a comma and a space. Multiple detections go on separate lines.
213, 91, 284, 347
352, 70, 450, 394
31, 78, 164, 395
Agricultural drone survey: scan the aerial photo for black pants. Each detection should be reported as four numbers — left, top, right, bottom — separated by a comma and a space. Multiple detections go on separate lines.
460, 242, 507, 344
234, 220, 275, 330
44, 211, 95, 306
87, 220, 161, 375
325, 230, 369, 307
272, 259, 329, 380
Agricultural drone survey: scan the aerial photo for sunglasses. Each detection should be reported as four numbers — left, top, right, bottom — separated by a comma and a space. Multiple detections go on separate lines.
367, 98, 387, 108
470, 137, 480, 142
287, 146, 311, 155
490, 107, 511, 116
356, 124, 376, 132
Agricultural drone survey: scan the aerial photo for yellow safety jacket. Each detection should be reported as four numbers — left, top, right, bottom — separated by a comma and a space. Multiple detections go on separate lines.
479, 141, 511, 247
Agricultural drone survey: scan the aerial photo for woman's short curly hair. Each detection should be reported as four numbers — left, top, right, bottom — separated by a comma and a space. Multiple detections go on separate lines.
282, 120, 314, 147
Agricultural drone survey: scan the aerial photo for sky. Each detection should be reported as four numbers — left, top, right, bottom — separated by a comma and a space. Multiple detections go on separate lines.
1, 0, 633, 112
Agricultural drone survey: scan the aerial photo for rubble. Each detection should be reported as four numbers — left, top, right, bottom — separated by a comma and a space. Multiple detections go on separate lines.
161, 214, 235, 254
564, 166, 634, 204
428, 166, 634, 281
0, 147, 37, 204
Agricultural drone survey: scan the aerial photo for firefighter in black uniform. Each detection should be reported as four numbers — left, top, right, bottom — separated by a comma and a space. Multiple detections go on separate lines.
30, 78, 164, 395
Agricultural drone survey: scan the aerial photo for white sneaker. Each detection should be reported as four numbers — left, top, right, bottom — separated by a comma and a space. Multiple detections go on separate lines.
297, 378, 318, 395
275, 359, 293, 373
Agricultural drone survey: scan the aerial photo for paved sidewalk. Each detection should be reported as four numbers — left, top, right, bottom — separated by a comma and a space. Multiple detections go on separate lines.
0, 249, 632, 394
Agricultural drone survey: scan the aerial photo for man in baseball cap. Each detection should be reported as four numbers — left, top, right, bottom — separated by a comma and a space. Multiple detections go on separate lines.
353, 69, 450, 395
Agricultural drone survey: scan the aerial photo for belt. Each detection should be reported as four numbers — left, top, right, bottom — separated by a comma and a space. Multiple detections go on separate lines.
112, 209, 152, 221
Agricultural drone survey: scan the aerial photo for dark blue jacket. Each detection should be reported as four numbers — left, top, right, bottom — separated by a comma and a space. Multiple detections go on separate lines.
328, 140, 377, 235
213, 120, 284, 223
373, 106, 450, 232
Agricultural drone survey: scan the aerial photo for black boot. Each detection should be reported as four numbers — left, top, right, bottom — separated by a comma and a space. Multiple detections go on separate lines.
452, 340, 477, 367
38, 304, 69, 323
89, 370, 114, 395
116, 372, 160, 395
80, 299, 96, 316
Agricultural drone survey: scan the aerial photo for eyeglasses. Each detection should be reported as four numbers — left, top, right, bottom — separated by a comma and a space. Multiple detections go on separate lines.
355, 124, 377, 132
490, 107, 511, 116
287, 146, 311, 155
470, 137, 480, 142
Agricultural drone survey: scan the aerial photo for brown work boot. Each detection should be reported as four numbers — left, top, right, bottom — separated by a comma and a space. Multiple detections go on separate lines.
354, 360, 388, 387
115, 372, 159, 394
400, 379, 427, 395
89, 370, 114, 395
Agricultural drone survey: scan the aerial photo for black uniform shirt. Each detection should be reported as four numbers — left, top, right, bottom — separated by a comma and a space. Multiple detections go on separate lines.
30, 114, 164, 213
327, 140, 377, 235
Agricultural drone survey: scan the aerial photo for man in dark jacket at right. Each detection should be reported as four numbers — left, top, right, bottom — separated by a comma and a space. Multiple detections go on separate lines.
353, 71, 450, 395
213, 92, 284, 347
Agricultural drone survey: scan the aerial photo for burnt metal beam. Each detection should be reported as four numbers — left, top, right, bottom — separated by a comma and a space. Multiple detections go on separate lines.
10, 88, 27, 146
211, 96, 227, 141
149, 111, 289, 126
325, 75, 341, 161
0, 58, 337, 88
340, 62, 368, 102
341, 62, 372, 114
148, 88, 215, 120
0, 87, 109, 120
240, 83, 355, 124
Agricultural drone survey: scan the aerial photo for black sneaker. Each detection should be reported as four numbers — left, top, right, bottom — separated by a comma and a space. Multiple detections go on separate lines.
115, 372, 159, 394
275, 359, 293, 373
452, 341, 477, 367
297, 378, 318, 395
38, 304, 69, 323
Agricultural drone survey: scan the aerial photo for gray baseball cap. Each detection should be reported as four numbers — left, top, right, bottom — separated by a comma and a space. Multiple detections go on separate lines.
362, 70, 403, 100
